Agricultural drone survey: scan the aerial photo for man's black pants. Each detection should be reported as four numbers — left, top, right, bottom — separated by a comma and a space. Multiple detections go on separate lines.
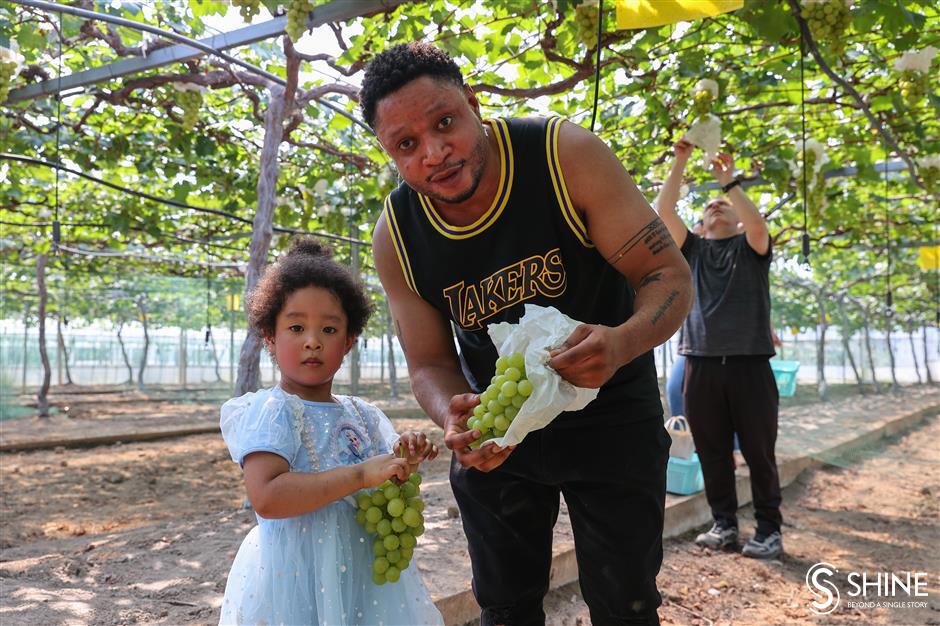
683, 355, 782, 536
450, 416, 670, 626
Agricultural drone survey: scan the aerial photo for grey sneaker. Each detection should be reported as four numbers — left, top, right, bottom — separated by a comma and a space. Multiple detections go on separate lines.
694, 522, 739, 549
742, 531, 783, 559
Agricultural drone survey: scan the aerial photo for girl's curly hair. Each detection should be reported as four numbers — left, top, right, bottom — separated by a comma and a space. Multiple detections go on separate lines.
246, 237, 373, 340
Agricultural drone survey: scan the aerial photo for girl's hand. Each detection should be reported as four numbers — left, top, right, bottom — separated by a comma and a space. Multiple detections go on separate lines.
395, 431, 439, 474
359, 453, 409, 489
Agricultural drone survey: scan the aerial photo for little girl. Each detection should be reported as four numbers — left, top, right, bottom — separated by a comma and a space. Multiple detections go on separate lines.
218, 238, 444, 625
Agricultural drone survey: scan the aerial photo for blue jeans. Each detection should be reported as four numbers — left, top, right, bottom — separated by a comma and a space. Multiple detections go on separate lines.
666, 355, 686, 417
668, 355, 740, 451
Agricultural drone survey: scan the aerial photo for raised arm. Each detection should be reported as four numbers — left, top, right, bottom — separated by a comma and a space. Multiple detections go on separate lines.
548, 121, 692, 387
711, 152, 770, 255
653, 140, 693, 249
373, 216, 512, 470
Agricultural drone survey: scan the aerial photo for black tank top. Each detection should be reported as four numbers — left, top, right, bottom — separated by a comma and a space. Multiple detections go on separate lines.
385, 117, 662, 425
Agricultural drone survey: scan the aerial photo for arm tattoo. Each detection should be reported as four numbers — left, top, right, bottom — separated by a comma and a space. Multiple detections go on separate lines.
605, 217, 676, 265
652, 290, 680, 326
395, 320, 406, 354
639, 271, 663, 288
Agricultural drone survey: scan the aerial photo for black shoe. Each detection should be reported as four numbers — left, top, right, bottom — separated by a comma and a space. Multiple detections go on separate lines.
742, 531, 783, 559
694, 522, 738, 549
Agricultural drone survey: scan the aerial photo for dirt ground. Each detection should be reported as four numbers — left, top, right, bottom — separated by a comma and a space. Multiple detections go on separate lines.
543, 412, 940, 626
1, 387, 938, 625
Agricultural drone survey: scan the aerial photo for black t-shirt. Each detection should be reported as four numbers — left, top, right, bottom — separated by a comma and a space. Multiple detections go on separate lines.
679, 231, 775, 357
384, 116, 663, 424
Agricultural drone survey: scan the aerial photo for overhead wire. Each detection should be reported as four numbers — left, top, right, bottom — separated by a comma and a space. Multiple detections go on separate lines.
52, 9, 62, 252
588, 0, 603, 133
0, 154, 370, 246
799, 25, 811, 263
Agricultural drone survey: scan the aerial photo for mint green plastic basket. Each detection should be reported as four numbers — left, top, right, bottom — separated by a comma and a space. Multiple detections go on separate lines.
770, 360, 800, 397
666, 453, 704, 496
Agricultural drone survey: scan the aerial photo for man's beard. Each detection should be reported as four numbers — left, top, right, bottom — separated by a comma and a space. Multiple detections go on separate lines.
423, 131, 488, 205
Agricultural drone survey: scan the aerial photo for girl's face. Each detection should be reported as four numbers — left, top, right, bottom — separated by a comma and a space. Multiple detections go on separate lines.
266, 286, 354, 402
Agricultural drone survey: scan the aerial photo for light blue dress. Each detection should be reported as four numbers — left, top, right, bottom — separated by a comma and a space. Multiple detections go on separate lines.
218, 386, 443, 626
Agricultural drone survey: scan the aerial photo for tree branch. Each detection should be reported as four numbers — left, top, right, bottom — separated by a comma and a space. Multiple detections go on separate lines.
103, 69, 269, 105
293, 50, 364, 77
719, 96, 843, 116
295, 83, 361, 109
19, 64, 51, 84
283, 136, 371, 170
79, 19, 144, 57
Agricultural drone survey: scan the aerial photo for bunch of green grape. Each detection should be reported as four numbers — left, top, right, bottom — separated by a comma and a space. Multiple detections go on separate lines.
574, 2, 600, 49
286, 0, 315, 43
920, 165, 939, 194
232, 0, 261, 22
801, 0, 852, 55
354, 472, 426, 585
898, 70, 928, 106
468, 352, 534, 447
0, 56, 19, 104
691, 89, 714, 120
797, 149, 827, 217
176, 88, 202, 130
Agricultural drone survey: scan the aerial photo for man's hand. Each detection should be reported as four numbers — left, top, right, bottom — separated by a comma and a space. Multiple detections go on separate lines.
674, 139, 694, 163
547, 323, 625, 388
710, 152, 735, 186
442, 393, 515, 472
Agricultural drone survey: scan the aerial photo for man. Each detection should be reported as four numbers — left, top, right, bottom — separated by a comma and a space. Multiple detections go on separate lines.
364, 42, 691, 625
655, 139, 783, 559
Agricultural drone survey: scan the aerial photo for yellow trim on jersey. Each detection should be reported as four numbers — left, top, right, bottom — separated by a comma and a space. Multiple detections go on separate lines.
383, 194, 419, 296
417, 118, 514, 240
546, 117, 593, 248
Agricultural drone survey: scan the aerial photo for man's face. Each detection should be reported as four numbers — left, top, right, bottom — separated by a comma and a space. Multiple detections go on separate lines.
703, 198, 738, 234
373, 75, 489, 205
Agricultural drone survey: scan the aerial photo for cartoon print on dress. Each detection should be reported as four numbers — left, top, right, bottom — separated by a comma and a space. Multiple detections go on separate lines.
333, 419, 374, 465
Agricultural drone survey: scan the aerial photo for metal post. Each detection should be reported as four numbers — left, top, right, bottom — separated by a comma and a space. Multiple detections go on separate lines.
21, 320, 29, 393
179, 324, 187, 388
349, 215, 360, 395
229, 287, 236, 393
55, 319, 62, 386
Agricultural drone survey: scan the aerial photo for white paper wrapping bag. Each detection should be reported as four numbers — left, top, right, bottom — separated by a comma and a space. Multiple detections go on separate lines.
485, 304, 600, 447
